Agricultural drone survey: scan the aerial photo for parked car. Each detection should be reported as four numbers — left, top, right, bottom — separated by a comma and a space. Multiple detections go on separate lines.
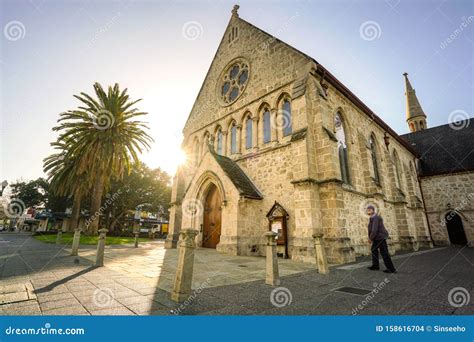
0, 225, 5, 231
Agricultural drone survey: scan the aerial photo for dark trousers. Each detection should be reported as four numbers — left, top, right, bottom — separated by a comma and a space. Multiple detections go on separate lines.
371, 239, 396, 271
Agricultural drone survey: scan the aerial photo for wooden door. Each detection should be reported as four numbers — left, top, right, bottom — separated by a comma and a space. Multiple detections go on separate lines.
203, 185, 222, 248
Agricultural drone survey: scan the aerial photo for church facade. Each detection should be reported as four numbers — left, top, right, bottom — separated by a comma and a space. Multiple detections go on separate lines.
165, 7, 472, 265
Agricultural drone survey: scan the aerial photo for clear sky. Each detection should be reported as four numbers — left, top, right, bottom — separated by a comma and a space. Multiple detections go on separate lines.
1, 0, 472, 184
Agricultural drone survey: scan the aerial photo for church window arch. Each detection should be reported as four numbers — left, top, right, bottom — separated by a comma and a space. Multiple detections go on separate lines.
245, 116, 253, 149
230, 121, 237, 154
278, 97, 292, 137
216, 127, 223, 155
393, 150, 402, 189
369, 134, 380, 185
262, 107, 271, 144
335, 112, 350, 184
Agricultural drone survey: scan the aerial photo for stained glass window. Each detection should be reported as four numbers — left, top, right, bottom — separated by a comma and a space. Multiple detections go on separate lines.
369, 135, 380, 184
216, 129, 223, 155
219, 60, 249, 104
282, 100, 292, 136
335, 112, 350, 184
246, 117, 253, 149
263, 109, 271, 143
231, 124, 237, 154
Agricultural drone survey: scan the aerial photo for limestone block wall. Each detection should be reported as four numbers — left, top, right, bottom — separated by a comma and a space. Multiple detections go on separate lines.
307, 75, 431, 260
420, 172, 474, 246
168, 12, 434, 265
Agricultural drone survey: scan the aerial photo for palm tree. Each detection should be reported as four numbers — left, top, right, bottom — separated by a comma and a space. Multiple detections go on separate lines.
53, 83, 153, 234
43, 139, 89, 232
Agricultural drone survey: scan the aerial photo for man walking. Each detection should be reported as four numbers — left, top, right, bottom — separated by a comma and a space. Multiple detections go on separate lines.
366, 205, 396, 273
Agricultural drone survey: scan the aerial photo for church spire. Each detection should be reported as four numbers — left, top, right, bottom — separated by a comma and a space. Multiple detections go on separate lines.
403, 73, 427, 132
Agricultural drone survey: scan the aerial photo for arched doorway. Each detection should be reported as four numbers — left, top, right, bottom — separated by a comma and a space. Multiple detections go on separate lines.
202, 184, 222, 248
445, 212, 467, 245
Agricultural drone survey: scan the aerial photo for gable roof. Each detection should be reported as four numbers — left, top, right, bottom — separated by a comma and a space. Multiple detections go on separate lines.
183, 10, 418, 156
210, 150, 263, 199
237, 17, 418, 156
400, 119, 474, 176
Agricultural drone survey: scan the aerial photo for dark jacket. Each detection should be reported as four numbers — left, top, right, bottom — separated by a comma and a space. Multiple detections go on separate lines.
368, 214, 389, 241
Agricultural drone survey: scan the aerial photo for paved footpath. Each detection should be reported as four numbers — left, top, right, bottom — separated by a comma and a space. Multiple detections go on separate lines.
0, 233, 473, 315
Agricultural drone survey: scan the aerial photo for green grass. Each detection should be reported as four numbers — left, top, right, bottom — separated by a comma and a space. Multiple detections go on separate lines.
34, 232, 151, 245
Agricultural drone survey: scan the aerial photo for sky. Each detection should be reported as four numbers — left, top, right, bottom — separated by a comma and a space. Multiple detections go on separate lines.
1, 0, 472, 185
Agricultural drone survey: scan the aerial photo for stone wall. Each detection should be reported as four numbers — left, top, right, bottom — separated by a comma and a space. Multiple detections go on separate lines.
420, 172, 474, 246
167, 13, 432, 265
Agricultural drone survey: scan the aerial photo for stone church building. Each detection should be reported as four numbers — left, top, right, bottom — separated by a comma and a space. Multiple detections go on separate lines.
166, 6, 473, 264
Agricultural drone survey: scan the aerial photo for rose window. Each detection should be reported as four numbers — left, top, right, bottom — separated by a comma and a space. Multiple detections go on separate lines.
219, 60, 249, 105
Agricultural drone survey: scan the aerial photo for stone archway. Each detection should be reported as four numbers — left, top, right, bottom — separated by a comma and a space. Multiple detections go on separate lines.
445, 211, 468, 245
202, 183, 222, 248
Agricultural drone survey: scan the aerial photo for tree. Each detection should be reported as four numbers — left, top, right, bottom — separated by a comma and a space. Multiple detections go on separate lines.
104, 163, 171, 232
43, 139, 91, 231
9, 178, 49, 209
53, 83, 153, 234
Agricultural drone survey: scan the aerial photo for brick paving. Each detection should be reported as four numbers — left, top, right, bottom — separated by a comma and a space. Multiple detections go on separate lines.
0, 232, 473, 315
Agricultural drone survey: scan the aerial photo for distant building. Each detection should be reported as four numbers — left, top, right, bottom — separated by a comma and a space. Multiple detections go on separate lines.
402, 116, 473, 247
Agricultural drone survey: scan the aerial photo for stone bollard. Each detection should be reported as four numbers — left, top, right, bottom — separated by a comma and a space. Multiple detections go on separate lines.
134, 231, 139, 248
95, 228, 108, 267
171, 229, 198, 302
312, 233, 329, 274
71, 229, 82, 256
264, 231, 280, 286
56, 230, 63, 245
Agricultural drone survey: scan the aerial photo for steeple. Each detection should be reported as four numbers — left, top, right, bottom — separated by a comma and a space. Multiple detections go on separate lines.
403, 73, 427, 132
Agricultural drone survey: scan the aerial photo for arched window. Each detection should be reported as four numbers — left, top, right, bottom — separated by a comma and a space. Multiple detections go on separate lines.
409, 122, 415, 132
393, 151, 402, 189
230, 123, 237, 154
263, 109, 271, 144
282, 99, 292, 136
203, 132, 210, 155
335, 112, 350, 184
246, 116, 253, 149
216, 129, 223, 155
369, 135, 380, 185
419, 121, 424, 129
